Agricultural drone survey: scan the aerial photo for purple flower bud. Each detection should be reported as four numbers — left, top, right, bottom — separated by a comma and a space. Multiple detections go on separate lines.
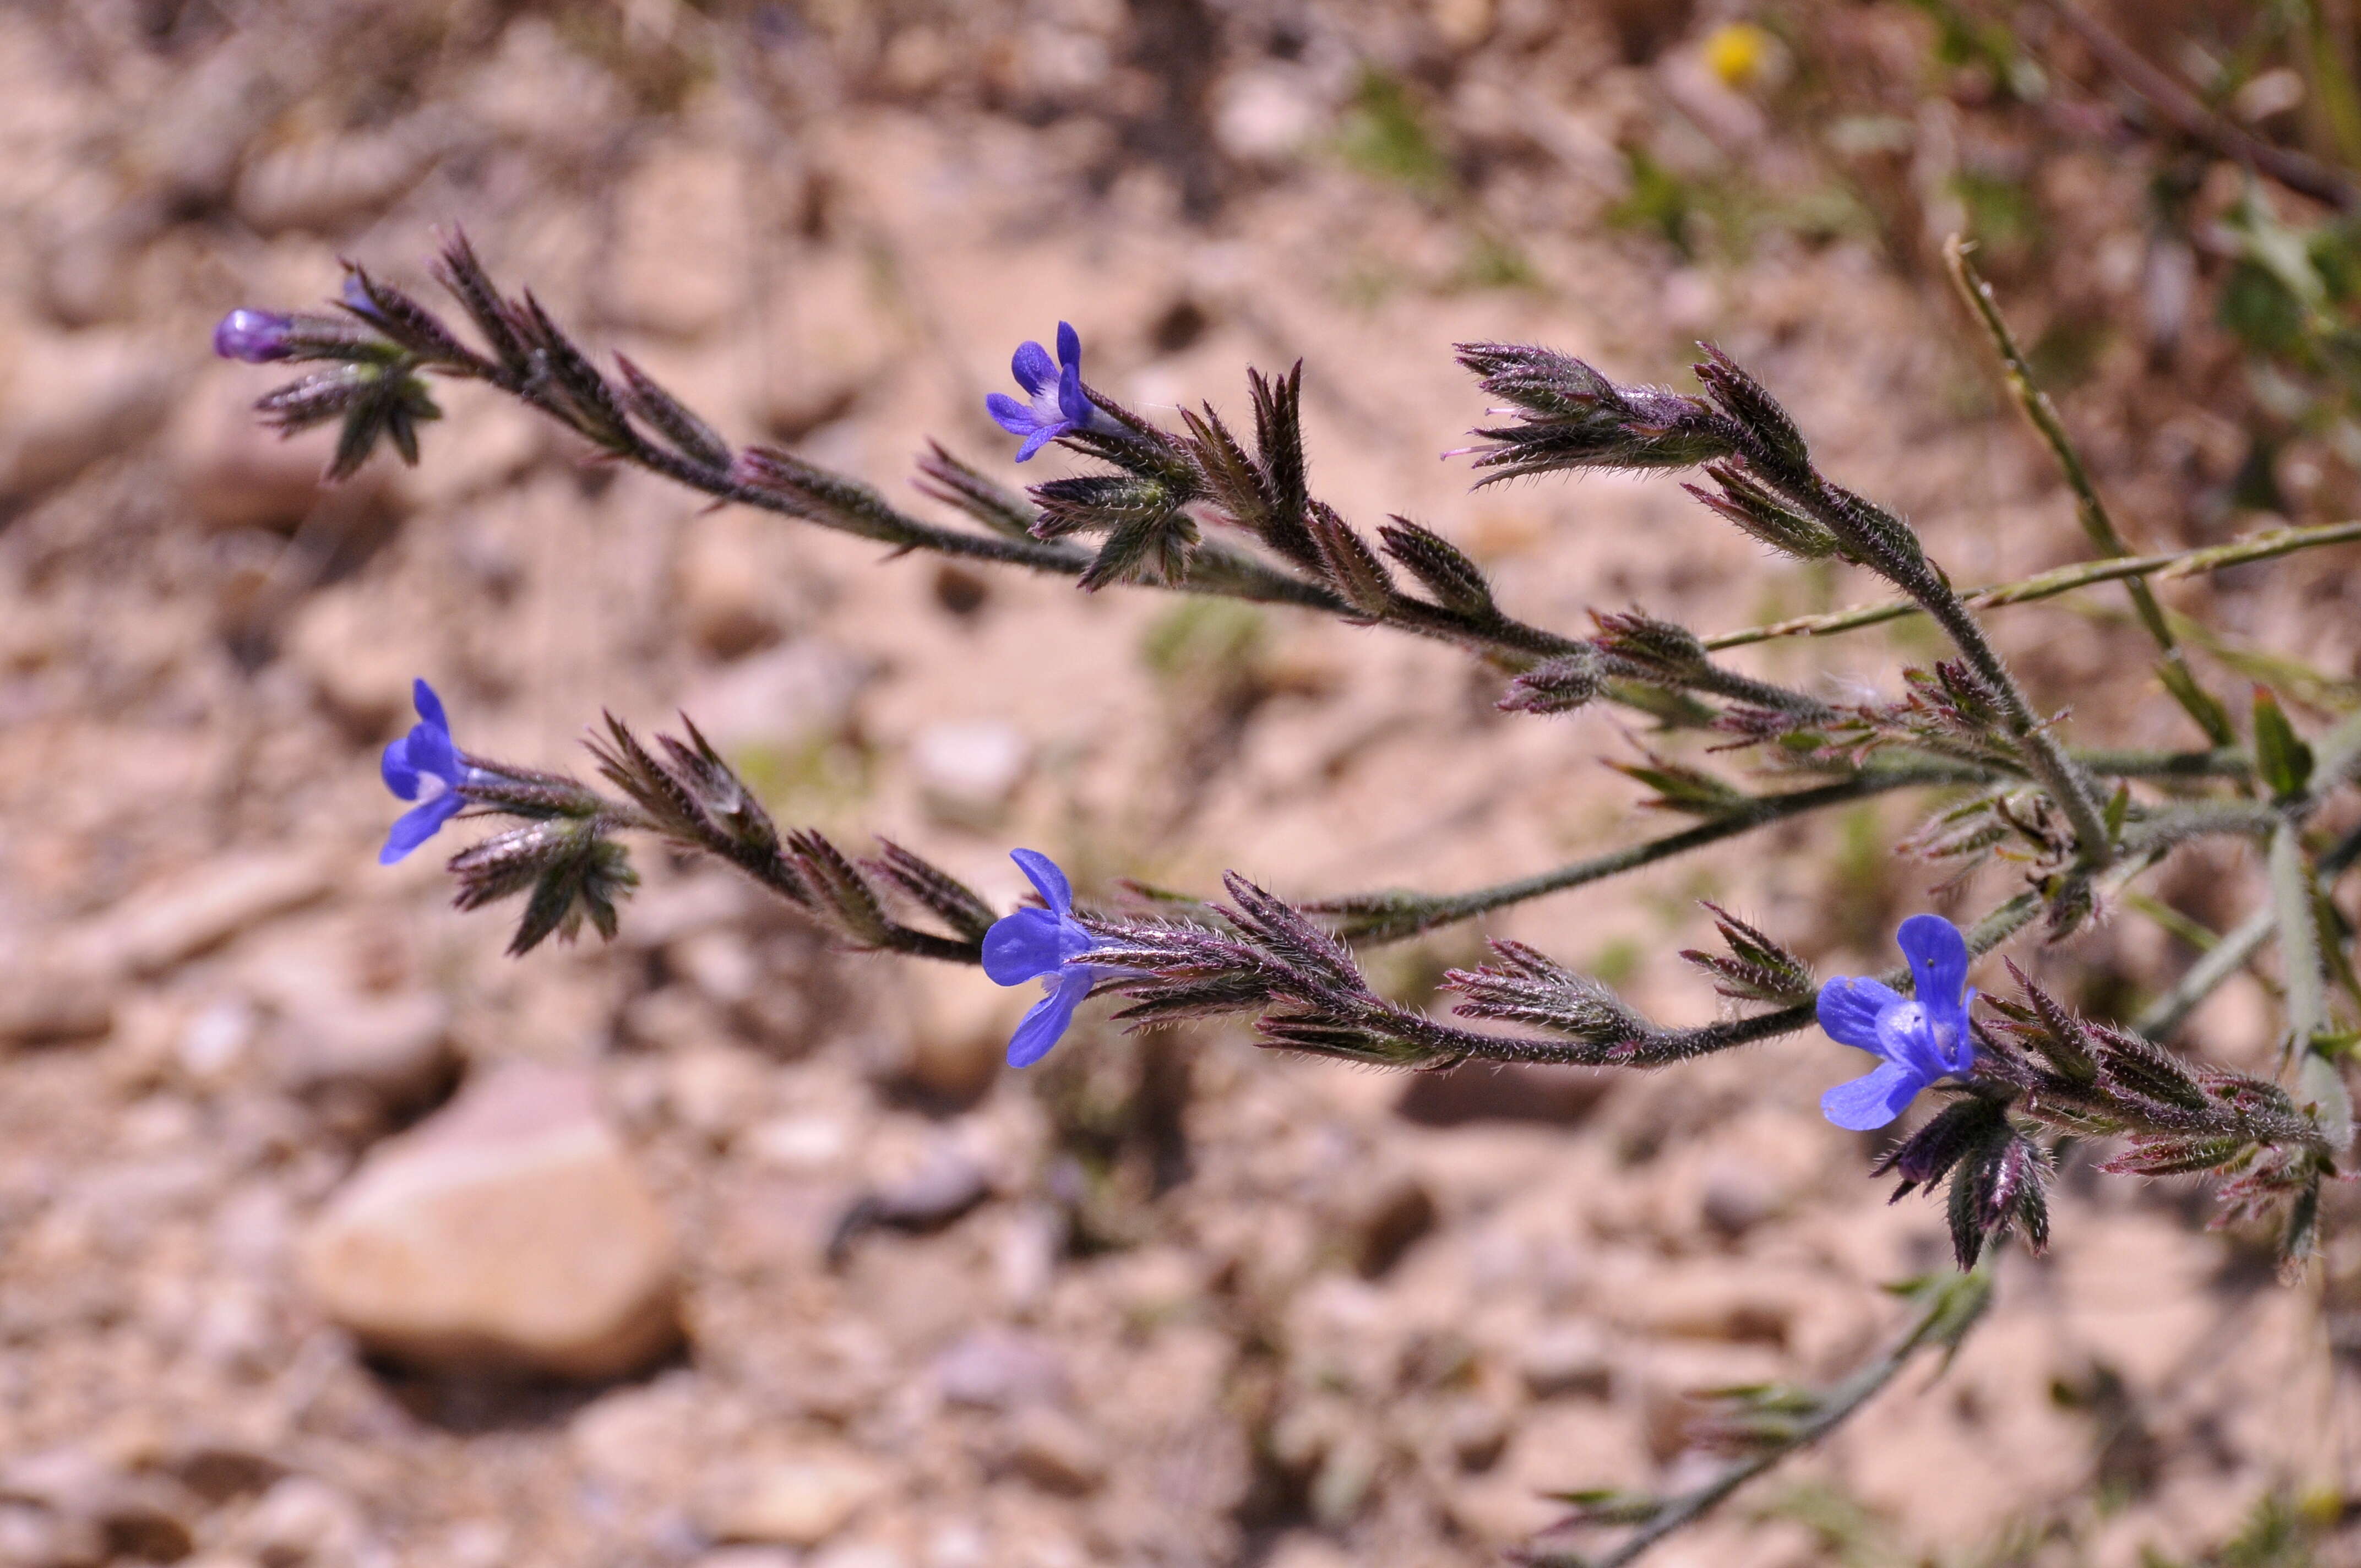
213, 308, 295, 363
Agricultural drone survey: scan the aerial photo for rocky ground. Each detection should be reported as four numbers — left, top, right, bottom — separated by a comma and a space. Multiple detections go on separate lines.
6, 2, 2361, 1566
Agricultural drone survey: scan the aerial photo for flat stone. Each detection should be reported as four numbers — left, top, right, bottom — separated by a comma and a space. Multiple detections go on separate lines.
297, 1061, 681, 1379
1005, 1407, 1104, 1496
932, 1327, 1068, 1411
909, 721, 1029, 831
1346, 1174, 1437, 1280
1517, 1320, 1612, 1400
273, 992, 456, 1118
65, 853, 332, 979
1394, 1061, 1611, 1126
0, 962, 111, 1046
0, 329, 171, 502
889, 964, 1020, 1108
704, 1454, 886, 1548
663, 1046, 771, 1146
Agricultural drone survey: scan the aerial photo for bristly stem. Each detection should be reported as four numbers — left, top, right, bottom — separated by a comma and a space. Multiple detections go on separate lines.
1900, 570, 2115, 867
1623, 892, 2038, 1066
1704, 521, 2361, 650
1525, 1264, 1994, 1568
1310, 765, 1976, 941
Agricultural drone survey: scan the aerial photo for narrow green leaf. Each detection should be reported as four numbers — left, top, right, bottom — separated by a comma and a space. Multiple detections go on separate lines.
2252, 686, 2315, 801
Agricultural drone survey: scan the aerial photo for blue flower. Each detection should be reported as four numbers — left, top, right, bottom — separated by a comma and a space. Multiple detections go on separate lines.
379, 678, 476, 865
1815, 914, 1977, 1130
213, 308, 295, 363
984, 323, 1111, 461
982, 849, 1114, 1067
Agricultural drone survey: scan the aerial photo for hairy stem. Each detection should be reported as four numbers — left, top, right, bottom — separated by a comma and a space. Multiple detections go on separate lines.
1627, 892, 2039, 1066
1312, 766, 1976, 941
1705, 521, 2361, 651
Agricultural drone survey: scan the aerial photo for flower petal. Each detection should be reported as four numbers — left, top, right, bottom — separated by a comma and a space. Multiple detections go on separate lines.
411, 678, 450, 737
1898, 912, 1972, 1053
404, 717, 460, 784
982, 907, 1071, 985
379, 791, 464, 865
1820, 1059, 1927, 1130
1011, 340, 1056, 396
986, 392, 1040, 436
1873, 999, 1951, 1082
1816, 976, 1903, 1053
1056, 321, 1080, 371
1055, 362, 1094, 427
1006, 968, 1091, 1068
381, 735, 422, 800
1012, 427, 1058, 462
1009, 848, 1073, 912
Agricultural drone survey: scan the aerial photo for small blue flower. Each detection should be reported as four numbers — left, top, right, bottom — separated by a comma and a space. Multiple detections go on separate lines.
1815, 914, 1977, 1130
984, 323, 1111, 461
982, 849, 1114, 1067
379, 678, 476, 865
213, 308, 295, 363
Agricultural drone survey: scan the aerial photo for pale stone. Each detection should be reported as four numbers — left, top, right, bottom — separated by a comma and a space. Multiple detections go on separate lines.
910, 721, 1029, 831
682, 641, 872, 756
676, 515, 786, 661
607, 144, 750, 340
297, 1062, 681, 1379
66, 852, 333, 978
272, 991, 457, 1119
890, 963, 1021, 1105
232, 110, 458, 235
1213, 70, 1324, 163
282, 589, 426, 742
705, 1455, 887, 1548
663, 1045, 771, 1146
1518, 1320, 1612, 1400
759, 249, 901, 437
1005, 1407, 1104, 1495
742, 1114, 848, 1173
0, 329, 171, 502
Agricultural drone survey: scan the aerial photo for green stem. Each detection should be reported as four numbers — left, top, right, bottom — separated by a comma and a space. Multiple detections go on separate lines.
1705, 521, 2361, 651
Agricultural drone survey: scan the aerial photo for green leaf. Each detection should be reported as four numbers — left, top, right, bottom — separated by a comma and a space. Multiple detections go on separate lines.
2252, 686, 2316, 801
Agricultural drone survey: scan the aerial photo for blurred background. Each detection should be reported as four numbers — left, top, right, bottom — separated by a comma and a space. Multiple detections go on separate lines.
7, 1, 2361, 1565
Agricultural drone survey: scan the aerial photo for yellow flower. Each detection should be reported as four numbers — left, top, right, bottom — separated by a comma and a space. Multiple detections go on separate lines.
1703, 21, 1781, 92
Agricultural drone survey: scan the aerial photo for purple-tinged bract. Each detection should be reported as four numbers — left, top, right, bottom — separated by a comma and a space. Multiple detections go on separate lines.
379, 678, 476, 865
981, 848, 1114, 1066
1815, 914, 1976, 1130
